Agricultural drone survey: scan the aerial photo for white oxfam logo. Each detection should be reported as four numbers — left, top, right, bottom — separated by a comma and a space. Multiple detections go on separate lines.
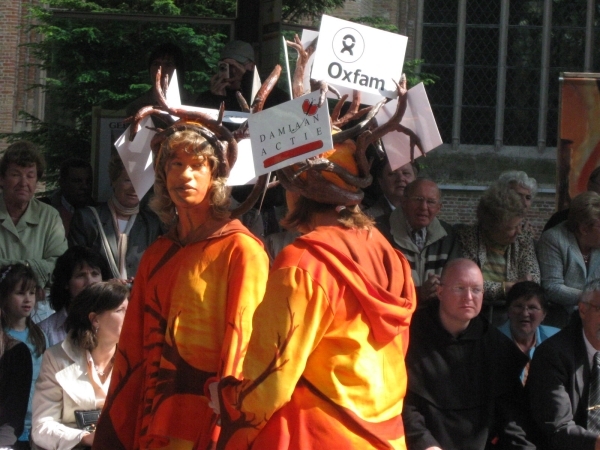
332, 28, 365, 64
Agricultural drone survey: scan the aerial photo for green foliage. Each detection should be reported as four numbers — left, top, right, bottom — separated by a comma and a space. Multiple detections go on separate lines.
282, 0, 345, 23
2, 0, 233, 183
350, 16, 399, 33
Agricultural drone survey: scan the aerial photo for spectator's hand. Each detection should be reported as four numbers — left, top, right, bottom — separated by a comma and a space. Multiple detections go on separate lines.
81, 431, 95, 446
210, 59, 247, 96
210, 72, 230, 96
421, 273, 441, 299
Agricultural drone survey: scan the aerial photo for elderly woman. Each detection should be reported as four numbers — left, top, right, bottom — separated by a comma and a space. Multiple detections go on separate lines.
498, 281, 559, 383
536, 191, 600, 327
456, 185, 540, 323
69, 153, 162, 283
32, 281, 129, 450
39, 246, 112, 346
94, 113, 269, 448
0, 141, 68, 288
497, 171, 538, 238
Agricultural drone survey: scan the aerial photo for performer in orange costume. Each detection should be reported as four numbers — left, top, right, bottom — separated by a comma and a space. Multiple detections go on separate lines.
93, 116, 269, 449
215, 83, 417, 449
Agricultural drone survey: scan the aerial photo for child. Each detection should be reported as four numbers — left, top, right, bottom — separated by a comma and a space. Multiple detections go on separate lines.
0, 264, 47, 447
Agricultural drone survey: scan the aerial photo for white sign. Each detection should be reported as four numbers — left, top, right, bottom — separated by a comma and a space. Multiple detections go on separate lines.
377, 82, 443, 170
227, 139, 257, 186
248, 90, 333, 176
311, 15, 408, 101
114, 116, 156, 200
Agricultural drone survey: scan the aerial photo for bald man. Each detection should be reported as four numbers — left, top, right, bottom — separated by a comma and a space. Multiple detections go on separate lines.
402, 259, 536, 450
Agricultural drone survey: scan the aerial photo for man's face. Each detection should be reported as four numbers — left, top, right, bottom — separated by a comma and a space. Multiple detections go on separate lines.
437, 263, 484, 328
401, 180, 441, 230
0, 163, 38, 206
61, 167, 92, 208
378, 162, 416, 206
580, 291, 600, 350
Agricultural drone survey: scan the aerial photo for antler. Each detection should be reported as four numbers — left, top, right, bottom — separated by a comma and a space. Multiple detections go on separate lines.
286, 35, 318, 99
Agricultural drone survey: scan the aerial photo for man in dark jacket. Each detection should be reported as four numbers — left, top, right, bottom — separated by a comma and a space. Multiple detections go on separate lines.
402, 258, 536, 450
528, 280, 600, 450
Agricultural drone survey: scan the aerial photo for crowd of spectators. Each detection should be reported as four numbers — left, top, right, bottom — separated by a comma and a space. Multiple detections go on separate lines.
4, 40, 600, 450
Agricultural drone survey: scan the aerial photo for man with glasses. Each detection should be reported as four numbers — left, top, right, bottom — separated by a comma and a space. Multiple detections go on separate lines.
383, 178, 459, 304
402, 258, 536, 450
528, 280, 600, 450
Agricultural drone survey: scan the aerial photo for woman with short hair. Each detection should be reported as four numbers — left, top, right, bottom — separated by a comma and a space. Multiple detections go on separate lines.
456, 184, 540, 323
0, 140, 67, 288
39, 246, 112, 346
537, 191, 600, 326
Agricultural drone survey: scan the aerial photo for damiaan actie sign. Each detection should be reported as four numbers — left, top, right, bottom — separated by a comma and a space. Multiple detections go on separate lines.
248, 90, 334, 177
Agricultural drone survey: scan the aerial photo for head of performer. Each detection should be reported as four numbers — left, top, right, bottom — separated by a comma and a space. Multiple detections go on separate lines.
151, 123, 232, 229
437, 259, 484, 338
279, 140, 374, 234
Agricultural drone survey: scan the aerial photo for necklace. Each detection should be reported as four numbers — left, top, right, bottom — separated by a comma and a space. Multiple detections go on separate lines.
93, 356, 115, 376
583, 252, 591, 264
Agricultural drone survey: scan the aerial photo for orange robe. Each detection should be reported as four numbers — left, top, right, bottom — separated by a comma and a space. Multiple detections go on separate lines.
94, 219, 269, 450
218, 225, 416, 450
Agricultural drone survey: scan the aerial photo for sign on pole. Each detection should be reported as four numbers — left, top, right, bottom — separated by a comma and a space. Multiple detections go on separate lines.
248, 90, 333, 176
311, 15, 408, 101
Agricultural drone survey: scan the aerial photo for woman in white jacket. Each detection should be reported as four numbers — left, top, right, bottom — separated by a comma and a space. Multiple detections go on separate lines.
32, 281, 128, 449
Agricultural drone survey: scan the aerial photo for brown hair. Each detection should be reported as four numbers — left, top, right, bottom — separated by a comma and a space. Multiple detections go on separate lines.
0, 264, 46, 357
567, 191, 600, 232
150, 129, 231, 225
0, 141, 45, 179
281, 196, 374, 233
65, 281, 129, 351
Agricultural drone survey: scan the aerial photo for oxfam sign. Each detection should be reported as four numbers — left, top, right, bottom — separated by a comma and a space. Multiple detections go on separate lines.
312, 15, 408, 102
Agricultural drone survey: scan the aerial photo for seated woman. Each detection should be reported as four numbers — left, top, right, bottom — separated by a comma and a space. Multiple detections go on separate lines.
456, 184, 540, 325
69, 153, 162, 283
39, 246, 112, 346
32, 281, 129, 450
497, 170, 538, 237
498, 281, 559, 383
537, 191, 600, 327
0, 309, 33, 448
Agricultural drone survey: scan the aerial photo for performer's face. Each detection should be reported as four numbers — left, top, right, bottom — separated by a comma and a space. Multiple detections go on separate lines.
166, 147, 213, 210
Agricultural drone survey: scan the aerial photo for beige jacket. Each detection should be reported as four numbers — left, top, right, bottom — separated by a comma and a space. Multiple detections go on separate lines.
32, 339, 104, 450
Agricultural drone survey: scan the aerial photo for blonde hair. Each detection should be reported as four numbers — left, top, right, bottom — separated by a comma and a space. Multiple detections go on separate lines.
150, 129, 231, 225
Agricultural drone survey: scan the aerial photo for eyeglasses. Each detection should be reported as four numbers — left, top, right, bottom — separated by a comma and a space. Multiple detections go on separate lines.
442, 285, 483, 296
407, 196, 440, 207
509, 304, 542, 313
584, 302, 600, 313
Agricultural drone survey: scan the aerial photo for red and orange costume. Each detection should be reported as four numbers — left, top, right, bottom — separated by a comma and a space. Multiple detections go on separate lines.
94, 220, 269, 449
218, 225, 416, 449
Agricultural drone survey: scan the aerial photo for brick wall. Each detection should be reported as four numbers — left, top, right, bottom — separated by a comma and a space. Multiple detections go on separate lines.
438, 188, 558, 240
0, 0, 42, 154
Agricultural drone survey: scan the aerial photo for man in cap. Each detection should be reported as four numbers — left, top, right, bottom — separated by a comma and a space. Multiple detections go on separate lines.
195, 40, 287, 111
